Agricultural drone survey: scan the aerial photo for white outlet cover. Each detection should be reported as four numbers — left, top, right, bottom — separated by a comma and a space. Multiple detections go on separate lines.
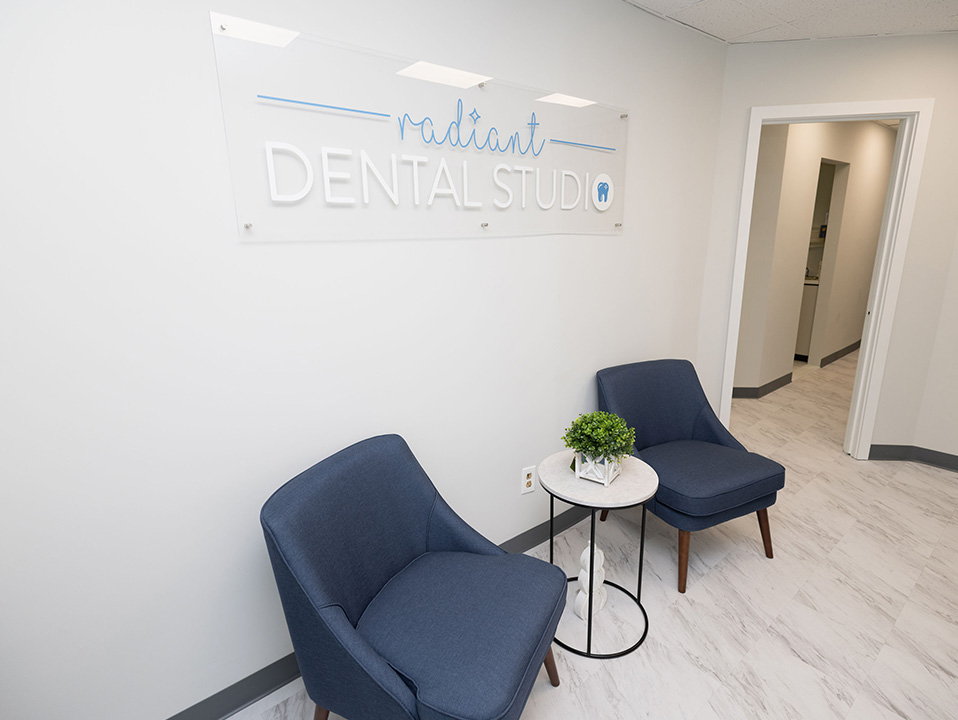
521, 466, 537, 494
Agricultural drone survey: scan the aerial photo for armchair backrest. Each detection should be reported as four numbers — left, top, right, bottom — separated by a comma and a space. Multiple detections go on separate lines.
597, 359, 723, 451
261, 434, 436, 719
261, 434, 438, 625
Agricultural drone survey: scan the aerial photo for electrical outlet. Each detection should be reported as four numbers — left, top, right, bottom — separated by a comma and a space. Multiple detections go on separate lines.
521, 466, 537, 495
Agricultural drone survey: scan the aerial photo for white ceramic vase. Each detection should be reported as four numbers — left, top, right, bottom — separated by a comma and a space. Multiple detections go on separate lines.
573, 543, 608, 619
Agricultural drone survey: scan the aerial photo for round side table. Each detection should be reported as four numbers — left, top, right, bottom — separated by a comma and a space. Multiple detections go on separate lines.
537, 449, 659, 658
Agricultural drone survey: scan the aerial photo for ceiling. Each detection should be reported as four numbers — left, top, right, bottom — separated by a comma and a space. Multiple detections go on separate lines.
622, 0, 958, 43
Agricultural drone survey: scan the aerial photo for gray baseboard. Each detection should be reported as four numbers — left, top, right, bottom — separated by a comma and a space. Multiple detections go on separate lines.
499, 505, 591, 554
821, 340, 861, 368
168, 506, 589, 720
732, 372, 792, 399
166, 653, 300, 720
869, 444, 958, 472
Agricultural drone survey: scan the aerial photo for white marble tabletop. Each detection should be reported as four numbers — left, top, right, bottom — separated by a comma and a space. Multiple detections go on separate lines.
537, 449, 659, 509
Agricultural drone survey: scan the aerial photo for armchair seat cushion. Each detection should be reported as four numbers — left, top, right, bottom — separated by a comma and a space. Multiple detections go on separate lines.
357, 551, 566, 720
640, 440, 785, 517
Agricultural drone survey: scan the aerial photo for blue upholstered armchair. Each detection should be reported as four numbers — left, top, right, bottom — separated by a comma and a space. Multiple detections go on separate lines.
261, 434, 566, 720
597, 360, 785, 593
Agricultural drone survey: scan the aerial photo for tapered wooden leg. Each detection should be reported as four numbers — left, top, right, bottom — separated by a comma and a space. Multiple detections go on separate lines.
599, 509, 609, 522
678, 529, 690, 593
757, 508, 774, 558
314, 705, 329, 720
543, 647, 560, 687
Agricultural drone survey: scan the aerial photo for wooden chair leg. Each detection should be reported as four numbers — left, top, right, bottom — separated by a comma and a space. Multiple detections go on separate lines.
314, 705, 329, 720
599, 509, 609, 522
757, 508, 774, 558
678, 529, 690, 593
543, 647, 560, 687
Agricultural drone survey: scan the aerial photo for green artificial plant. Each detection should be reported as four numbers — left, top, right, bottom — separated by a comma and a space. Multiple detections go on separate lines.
562, 411, 636, 462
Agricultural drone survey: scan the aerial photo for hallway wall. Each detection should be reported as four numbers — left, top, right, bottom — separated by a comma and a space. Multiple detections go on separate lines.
701, 33, 958, 455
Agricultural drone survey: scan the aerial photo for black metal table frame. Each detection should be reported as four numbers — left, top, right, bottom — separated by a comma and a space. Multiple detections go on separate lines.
549, 495, 649, 659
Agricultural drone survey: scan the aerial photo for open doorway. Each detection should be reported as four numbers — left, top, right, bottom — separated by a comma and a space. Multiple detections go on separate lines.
718, 99, 935, 460
733, 120, 896, 401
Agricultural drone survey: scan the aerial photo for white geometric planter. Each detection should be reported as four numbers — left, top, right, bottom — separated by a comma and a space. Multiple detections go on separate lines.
574, 452, 621, 486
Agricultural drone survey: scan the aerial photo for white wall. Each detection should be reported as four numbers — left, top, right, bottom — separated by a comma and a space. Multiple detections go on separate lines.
0, 1, 727, 718
916, 230, 958, 451
700, 33, 958, 455
734, 120, 897, 389
734, 124, 788, 387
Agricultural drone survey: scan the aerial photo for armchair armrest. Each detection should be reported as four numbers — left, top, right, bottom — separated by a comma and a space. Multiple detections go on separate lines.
692, 403, 747, 452
315, 605, 419, 720
426, 494, 505, 556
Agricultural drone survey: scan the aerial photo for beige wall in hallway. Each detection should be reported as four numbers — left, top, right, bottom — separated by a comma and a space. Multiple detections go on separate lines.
733, 124, 788, 387
734, 120, 897, 390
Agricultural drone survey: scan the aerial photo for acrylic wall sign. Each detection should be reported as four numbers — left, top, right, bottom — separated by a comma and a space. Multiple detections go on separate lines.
210, 13, 629, 242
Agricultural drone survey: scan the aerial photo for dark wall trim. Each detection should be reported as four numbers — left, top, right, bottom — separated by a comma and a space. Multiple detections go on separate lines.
168, 506, 589, 719
166, 653, 300, 720
732, 372, 791, 399
499, 505, 590, 554
821, 340, 861, 368
869, 444, 958, 472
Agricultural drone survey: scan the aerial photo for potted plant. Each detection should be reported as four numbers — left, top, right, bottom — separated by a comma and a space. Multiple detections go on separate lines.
562, 411, 636, 486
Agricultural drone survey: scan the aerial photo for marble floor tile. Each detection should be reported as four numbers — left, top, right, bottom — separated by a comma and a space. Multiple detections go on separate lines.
763, 402, 823, 438
843, 689, 913, 720
522, 656, 632, 719
260, 687, 313, 720
600, 634, 720, 719
854, 644, 958, 720
736, 421, 795, 456
771, 438, 833, 487
795, 550, 909, 633
652, 580, 772, 681
909, 562, 958, 627
886, 598, 958, 690
706, 631, 852, 720
764, 595, 884, 699
226, 678, 314, 720
244, 349, 958, 720
730, 400, 765, 433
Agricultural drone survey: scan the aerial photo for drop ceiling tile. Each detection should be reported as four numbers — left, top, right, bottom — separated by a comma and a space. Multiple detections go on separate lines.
670, 0, 781, 40
624, 0, 958, 42
899, 14, 958, 34
916, 0, 958, 19
729, 23, 812, 43
792, 4, 943, 39
736, 0, 835, 24
620, 0, 701, 17
789, 11, 882, 39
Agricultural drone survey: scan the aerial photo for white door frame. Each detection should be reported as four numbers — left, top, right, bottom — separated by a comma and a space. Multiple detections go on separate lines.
720, 99, 935, 459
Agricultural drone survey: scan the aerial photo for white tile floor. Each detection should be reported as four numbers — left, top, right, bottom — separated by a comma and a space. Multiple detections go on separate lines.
238, 351, 958, 720
792, 358, 817, 381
